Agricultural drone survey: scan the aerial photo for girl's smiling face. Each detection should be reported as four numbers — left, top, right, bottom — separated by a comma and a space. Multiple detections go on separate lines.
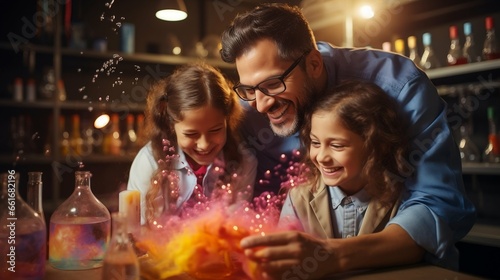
309, 110, 368, 195
174, 105, 227, 166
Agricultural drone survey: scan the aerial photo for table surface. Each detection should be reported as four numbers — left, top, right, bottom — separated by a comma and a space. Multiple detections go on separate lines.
42, 263, 485, 280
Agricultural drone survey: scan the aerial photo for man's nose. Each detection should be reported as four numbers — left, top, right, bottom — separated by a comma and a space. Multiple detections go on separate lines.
254, 90, 275, 113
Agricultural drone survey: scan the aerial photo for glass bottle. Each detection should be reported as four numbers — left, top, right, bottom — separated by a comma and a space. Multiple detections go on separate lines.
463, 22, 478, 63
447, 25, 467, 66
49, 171, 111, 270
407, 35, 421, 66
27, 172, 45, 221
104, 113, 122, 155
0, 171, 46, 280
122, 114, 138, 156
394, 38, 405, 56
482, 16, 500, 60
458, 125, 480, 163
483, 107, 500, 163
70, 114, 83, 156
102, 212, 140, 280
60, 115, 70, 157
420, 32, 440, 70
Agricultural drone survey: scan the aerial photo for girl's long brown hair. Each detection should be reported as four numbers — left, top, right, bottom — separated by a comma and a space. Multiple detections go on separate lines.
300, 80, 412, 205
144, 63, 243, 225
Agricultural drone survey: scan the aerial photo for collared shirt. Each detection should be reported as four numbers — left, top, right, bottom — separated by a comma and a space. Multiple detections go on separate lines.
329, 187, 370, 238
240, 42, 476, 269
127, 141, 257, 224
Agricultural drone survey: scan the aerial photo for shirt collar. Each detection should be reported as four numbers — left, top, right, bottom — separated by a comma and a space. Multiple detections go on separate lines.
329, 186, 371, 212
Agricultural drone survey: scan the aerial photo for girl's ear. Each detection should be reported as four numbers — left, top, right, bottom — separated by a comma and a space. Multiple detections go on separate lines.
306, 49, 324, 78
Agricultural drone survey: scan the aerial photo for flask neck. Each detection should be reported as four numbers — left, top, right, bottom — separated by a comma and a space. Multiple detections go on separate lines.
27, 172, 44, 218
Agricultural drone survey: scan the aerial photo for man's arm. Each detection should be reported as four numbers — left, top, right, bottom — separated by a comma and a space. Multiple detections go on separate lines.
240, 225, 424, 279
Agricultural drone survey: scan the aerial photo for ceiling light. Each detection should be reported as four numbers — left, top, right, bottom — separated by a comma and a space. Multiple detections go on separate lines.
156, 0, 187, 22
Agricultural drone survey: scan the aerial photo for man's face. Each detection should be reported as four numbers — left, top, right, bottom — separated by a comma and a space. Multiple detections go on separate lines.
235, 39, 312, 137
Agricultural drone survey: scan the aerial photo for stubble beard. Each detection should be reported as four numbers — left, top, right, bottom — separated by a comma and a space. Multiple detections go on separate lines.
269, 78, 317, 137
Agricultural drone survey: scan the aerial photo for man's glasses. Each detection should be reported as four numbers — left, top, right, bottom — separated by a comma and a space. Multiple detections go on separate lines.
233, 51, 309, 101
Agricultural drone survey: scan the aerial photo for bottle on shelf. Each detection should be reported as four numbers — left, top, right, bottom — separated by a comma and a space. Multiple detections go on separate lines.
463, 22, 478, 63
70, 114, 84, 156
39, 67, 56, 100
482, 16, 500, 61
101, 212, 140, 280
382, 41, 392, 52
407, 35, 421, 66
394, 38, 405, 56
26, 78, 37, 102
49, 171, 111, 270
13, 77, 23, 102
0, 171, 46, 279
108, 113, 122, 156
420, 32, 440, 70
447, 25, 467, 66
81, 119, 95, 156
135, 113, 145, 150
458, 124, 480, 163
122, 114, 138, 156
60, 115, 70, 157
483, 107, 500, 163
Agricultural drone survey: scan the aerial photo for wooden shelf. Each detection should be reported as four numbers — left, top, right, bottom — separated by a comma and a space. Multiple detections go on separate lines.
462, 162, 500, 175
426, 59, 500, 80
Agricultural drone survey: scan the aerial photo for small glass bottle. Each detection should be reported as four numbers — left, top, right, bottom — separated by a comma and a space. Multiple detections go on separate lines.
394, 38, 405, 56
447, 25, 467, 66
0, 171, 46, 279
407, 35, 421, 66
420, 32, 440, 70
102, 212, 140, 280
482, 16, 500, 61
49, 171, 111, 270
122, 114, 138, 156
483, 107, 500, 163
463, 22, 478, 63
458, 125, 480, 163
70, 114, 83, 156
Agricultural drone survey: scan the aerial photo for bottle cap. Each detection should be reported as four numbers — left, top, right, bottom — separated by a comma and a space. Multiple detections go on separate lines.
407, 36, 417, 48
463, 22, 472, 36
449, 25, 458, 39
382, 41, 391, 52
422, 33, 431, 46
394, 39, 405, 54
486, 17, 494, 30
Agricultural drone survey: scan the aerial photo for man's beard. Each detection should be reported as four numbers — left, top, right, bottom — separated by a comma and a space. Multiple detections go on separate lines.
269, 78, 318, 137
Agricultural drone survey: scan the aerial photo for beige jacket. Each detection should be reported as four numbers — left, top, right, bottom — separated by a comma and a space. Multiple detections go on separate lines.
287, 178, 400, 238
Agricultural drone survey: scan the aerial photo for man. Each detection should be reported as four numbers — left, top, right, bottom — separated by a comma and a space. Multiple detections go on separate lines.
220, 3, 476, 279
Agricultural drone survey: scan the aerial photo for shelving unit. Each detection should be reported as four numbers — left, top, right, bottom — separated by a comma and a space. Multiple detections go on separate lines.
424, 60, 500, 253
0, 3, 236, 214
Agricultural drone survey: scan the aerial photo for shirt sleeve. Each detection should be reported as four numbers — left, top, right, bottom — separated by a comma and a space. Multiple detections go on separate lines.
127, 142, 158, 224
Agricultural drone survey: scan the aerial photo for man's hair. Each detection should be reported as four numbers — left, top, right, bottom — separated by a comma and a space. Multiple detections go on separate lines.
220, 3, 316, 63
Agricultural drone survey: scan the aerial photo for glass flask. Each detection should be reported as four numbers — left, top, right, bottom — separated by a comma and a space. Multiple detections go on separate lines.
102, 212, 140, 280
420, 32, 440, 70
49, 171, 111, 270
0, 171, 46, 280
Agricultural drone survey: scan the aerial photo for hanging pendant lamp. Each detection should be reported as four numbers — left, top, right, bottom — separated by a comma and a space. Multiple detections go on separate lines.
156, 0, 187, 21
